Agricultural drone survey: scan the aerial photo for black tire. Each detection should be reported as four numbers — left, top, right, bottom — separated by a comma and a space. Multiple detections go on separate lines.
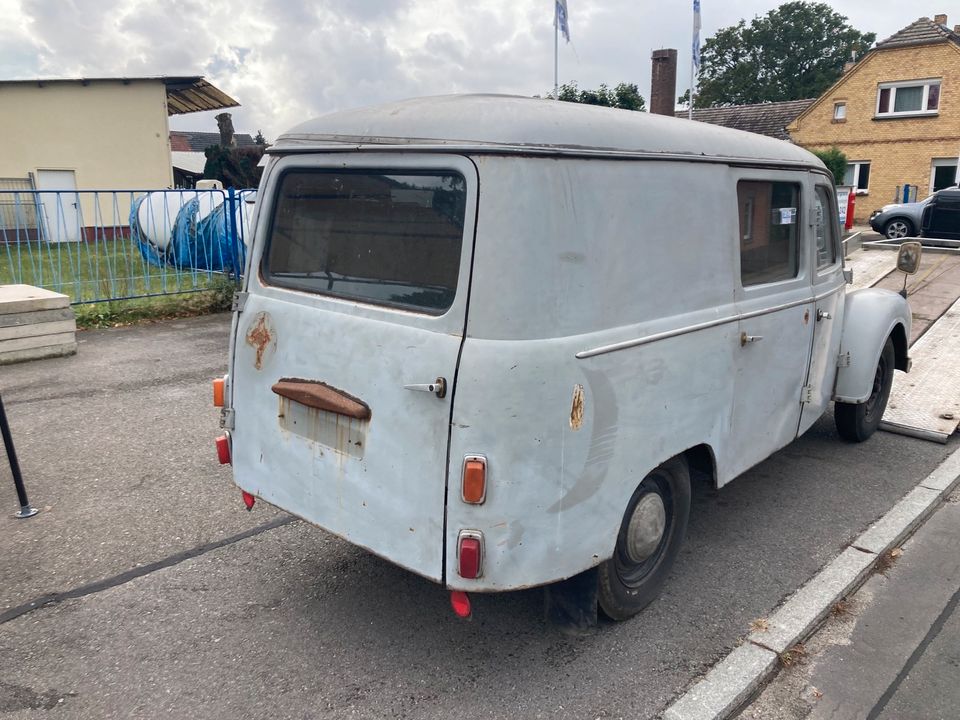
598, 456, 691, 621
883, 218, 914, 239
835, 337, 895, 442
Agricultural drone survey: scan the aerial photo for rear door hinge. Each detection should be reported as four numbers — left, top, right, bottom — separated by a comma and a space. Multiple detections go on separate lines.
836, 351, 851, 368
219, 408, 235, 430
232, 291, 248, 313
801, 384, 815, 403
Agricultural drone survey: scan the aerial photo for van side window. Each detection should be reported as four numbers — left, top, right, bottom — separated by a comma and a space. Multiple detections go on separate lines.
814, 186, 838, 269
263, 170, 467, 315
737, 181, 801, 286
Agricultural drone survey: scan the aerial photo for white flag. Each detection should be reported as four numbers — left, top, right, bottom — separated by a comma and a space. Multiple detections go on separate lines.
555, 0, 570, 43
692, 0, 701, 69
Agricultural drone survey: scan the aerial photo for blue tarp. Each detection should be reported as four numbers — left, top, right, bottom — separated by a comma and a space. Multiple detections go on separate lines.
130, 194, 246, 274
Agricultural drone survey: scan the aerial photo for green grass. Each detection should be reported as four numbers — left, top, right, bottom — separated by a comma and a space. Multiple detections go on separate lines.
1, 239, 240, 328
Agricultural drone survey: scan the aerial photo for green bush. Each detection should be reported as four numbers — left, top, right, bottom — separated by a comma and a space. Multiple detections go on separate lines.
811, 147, 847, 186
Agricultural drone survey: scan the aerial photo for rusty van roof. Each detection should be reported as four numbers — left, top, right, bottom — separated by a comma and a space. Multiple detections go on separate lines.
272, 94, 823, 168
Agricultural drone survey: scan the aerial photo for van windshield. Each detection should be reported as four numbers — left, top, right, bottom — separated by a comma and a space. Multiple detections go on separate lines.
263, 170, 467, 314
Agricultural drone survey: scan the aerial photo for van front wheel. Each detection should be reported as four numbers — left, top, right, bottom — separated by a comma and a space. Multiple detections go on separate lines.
835, 337, 895, 442
598, 457, 691, 621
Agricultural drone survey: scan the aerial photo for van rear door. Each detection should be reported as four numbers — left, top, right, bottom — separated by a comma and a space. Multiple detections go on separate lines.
230, 154, 477, 582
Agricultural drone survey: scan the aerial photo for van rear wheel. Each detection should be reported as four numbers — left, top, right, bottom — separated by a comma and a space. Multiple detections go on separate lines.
835, 337, 895, 442
598, 457, 691, 621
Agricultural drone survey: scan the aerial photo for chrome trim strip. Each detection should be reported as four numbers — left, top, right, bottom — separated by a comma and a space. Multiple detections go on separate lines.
576, 284, 843, 359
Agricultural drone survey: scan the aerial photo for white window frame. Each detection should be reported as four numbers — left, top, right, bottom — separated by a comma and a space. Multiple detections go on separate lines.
930, 157, 959, 193
875, 79, 941, 118
833, 102, 846, 120
845, 161, 871, 195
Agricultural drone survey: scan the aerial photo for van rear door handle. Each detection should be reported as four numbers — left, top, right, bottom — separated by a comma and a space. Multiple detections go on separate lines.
404, 377, 447, 398
817, 309, 832, 321
740, 332, 764, 346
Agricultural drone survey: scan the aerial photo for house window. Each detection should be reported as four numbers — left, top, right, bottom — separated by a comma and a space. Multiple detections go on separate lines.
844, 162, 870, 193
876, 80, 941, 117
833, 102, 846, 121
931, 158, 958, 192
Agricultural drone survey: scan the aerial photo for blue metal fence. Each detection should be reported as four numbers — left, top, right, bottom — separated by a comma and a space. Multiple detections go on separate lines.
0, 188, 253, 304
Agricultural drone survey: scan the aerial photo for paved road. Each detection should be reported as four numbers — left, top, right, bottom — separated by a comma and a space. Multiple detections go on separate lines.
0, 314, 956, 719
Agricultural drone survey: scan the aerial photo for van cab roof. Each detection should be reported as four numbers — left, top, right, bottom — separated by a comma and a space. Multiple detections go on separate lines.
273, 94, 823, 169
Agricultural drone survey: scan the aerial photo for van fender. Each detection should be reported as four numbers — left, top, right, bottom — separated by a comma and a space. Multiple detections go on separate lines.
833, 288, 911, 404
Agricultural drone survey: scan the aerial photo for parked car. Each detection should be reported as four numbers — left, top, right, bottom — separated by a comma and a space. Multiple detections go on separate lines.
214, 95, 914, 625
920, 187, 960, 240
870, 186, 959, 239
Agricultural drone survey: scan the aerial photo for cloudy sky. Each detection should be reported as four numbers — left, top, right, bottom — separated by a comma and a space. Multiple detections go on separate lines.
0, 0, 931, 141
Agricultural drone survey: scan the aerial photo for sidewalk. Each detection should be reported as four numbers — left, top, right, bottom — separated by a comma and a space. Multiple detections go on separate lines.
739, 487, 960, 720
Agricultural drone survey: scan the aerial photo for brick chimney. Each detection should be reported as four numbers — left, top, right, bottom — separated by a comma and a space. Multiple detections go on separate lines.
933, 13, 947, 25
650, 49, 678, 116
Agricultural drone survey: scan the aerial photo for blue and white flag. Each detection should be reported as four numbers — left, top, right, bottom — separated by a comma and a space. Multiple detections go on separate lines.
692, 0, 701, 69
555, 0, 570, 43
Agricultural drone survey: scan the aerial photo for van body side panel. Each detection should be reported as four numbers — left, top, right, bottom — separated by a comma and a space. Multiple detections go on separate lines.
444, 156, 739, 591
229, 153, 479, 583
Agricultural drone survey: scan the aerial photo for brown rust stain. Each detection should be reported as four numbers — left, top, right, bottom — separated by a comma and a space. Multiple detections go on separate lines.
569, 384, 585, 430
272, 378, 371, 420
245, 312, 275, 370
803, 309, 810, 325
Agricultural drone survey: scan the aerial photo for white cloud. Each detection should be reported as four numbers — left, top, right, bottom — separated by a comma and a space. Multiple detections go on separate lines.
2, 0, 925, 141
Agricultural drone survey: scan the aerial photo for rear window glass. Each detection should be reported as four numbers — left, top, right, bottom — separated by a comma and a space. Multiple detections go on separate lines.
263, 170, 467, 314
738, 180, 801, 286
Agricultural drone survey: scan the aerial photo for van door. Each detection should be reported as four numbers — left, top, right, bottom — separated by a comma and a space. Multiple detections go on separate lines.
799, 183, 846, 434
729, 174, 815, 478
229, 154, 477, 582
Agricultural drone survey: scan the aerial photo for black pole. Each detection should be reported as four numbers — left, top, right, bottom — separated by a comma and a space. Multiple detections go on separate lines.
0, 392, 38, 519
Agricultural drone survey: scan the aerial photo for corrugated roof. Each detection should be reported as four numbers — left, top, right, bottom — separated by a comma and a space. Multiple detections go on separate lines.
169, 131, 257, 151
0, 76, 239, 115
674, 99, 815, 141
875, 16, 960, 49
171, 151, 207, 174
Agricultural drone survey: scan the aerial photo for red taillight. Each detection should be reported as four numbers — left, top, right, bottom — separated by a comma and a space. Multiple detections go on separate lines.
450, 590, 472, 618
458, 531, 483, 579
242, 490, 255, 511
215, 434, 231, 464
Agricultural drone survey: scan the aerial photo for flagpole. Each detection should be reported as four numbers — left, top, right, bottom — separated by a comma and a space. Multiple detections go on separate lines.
689, 8, 695, 119
554, 5, 559, 100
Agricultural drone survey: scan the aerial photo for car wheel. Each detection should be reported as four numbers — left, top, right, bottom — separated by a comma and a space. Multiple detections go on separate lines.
835, 337, 895, 442
883, 218, 913, 239
598, 456, 691, 621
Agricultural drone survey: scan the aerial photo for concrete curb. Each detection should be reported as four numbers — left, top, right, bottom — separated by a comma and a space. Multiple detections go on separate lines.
661, 445, 960, 720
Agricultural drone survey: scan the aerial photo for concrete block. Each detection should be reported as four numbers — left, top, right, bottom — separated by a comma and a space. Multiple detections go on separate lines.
919, 446, 960, 492
0, 307, 74, 328
0, 341, 77, 365
0, 331, 77, 354
0, 285, 70, 314
662, 643, 778, 720
853, 485, 943, 554
747, 546, 876, 654
0, 319, 76, 342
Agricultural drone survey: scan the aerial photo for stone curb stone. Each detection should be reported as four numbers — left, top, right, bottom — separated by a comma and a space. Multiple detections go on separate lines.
918, 449, 960, 492
853, 486, 944, 554
745, 546, 876, 654
662, 643, 778, 720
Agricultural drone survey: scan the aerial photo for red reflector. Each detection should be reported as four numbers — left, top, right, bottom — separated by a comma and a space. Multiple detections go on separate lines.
242, 491, 255, 510
458, 534, 482, 579
215, 434, 231, 465
450, 590, 472, 618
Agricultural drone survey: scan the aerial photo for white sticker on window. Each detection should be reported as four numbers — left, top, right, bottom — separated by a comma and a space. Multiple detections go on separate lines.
774, 207, 797, 225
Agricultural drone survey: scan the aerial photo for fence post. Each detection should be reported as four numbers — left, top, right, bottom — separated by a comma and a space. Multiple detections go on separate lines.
226, 187, 240, 276
0, 392, 39, 519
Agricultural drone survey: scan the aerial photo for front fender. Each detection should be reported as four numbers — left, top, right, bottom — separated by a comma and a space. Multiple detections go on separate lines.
834, 288, 911, 403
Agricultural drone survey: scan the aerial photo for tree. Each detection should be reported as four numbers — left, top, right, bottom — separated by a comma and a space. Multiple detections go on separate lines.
203, 145, 266, 188
695, 2, 875, 108
548, 82, 646, 111
254, 130, 268, 146
811, 147, 847, 185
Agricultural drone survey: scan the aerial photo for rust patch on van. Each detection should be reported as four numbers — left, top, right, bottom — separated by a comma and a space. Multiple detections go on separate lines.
803, 309, 810, 325
245, 312, 276, 370
570, 384, 585, 430
272, 378, 371, 420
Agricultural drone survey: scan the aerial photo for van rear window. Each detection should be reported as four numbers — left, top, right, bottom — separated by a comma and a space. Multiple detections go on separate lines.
263, 170, 467, 314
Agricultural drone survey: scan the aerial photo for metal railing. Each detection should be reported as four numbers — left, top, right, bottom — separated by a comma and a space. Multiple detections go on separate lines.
0, 188, 254, 304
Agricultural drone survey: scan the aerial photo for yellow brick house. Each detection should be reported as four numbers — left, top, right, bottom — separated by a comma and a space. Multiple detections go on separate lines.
788, 14, 960, 222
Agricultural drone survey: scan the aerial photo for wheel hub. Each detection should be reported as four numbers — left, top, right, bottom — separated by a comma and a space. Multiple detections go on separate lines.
625, 493, 666, 563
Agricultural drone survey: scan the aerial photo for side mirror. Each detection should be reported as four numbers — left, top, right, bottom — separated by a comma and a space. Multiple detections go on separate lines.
897, 241, 922, 275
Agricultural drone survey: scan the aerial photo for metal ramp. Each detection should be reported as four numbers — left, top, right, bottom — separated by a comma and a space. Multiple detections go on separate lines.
845, 249, 896, 291
881, 296, 960, 443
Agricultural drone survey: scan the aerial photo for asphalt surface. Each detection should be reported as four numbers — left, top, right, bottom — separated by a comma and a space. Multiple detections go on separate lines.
0, 313, 957, 719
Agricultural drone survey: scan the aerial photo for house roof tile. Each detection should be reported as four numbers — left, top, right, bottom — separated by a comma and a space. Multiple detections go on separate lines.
875, 17, 960, 49
169, 131, 257, 152
675, 99, 815, 140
